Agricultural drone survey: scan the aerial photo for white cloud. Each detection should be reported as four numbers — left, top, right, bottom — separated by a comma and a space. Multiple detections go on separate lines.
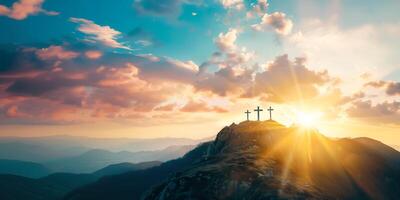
220, 0, 244, 10
214, 28, 238, 52
246, 0, 269, 18
70, 17, 130, 50
283, 20, 400, 95
252, 12, 293, 35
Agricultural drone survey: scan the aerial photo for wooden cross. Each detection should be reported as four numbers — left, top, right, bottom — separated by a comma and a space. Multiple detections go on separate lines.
254, 106, 263, 121
267, 106, 274, 120
245, 110, 251, 121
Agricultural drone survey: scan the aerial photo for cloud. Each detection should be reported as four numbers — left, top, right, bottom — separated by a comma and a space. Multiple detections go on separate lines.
0, 44, 211, 123
1, 97, 80, 124
387, 82, 400, 96
246, 0, 268, 18
180, 100, 227, 113
347, 100, 400, 125
250, 54, 332, 102
195, 66, 254, 96
135, 40, 153, 47
283, 21, 400, 95
84, 50, 103, 60
0, 0, 58, 20
209, 29, 255, 69
220, 0, 244, 10
70, 18, 130, 50
215, 28, 238, 52
36, 45, 79, 61
195, 28, 257, 96
133, 0, 200, 17
365, 80, 400, 96
252, 12, 293, 35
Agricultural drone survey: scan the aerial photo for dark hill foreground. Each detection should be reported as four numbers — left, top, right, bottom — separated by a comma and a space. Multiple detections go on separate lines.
66, 120, 400, 200
0, 161, 160, 200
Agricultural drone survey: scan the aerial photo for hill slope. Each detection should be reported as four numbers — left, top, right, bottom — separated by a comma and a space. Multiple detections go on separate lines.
93, 161, 162, 177
0, 159, 51, 178
0, 161, 162, 200
67, 120, 400, 200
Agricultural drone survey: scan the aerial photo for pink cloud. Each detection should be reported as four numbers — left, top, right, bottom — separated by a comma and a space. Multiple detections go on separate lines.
36, 45, 79, 61
85, 50, 103, 60
0, 0, 58, 20
180, 100, 228, 113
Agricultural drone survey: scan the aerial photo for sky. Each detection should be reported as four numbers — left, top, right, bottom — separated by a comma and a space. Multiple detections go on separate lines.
0, 0, 399, 147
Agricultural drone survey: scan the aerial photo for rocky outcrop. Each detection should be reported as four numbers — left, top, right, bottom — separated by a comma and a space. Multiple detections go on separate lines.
144, 120, 400, 200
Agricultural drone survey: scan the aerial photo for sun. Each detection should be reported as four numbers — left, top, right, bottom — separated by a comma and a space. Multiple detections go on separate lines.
295, 111, 322, 128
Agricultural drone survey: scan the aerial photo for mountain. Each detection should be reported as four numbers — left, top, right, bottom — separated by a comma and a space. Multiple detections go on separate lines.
0, 159, 51, 178
93, 161, 162, 177
0, 160, 161, 200
0, 173, 97, 200
65, 142, 212, 200
0, 142, 87, 163
353, 137, 400, 169
66, 120, 400, 200
46, 145, 195, 173
0, 135, 204, 153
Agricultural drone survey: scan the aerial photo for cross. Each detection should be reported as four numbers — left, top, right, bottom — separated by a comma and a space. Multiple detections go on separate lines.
267, 106, 274, 120
245, 110, 251, 121
254, 106, 263, 121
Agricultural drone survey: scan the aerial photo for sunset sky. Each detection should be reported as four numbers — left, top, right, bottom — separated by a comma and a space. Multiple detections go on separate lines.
0, 0, 399, 147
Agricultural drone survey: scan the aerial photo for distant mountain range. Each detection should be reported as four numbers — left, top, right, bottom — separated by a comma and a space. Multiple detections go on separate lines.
65, 142, 211, 200
0, 135, 207, 174
46, 145, 194, 173
0, 135, 209, 154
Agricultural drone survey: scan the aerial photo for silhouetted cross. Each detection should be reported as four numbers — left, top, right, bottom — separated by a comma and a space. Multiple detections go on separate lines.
245, 110, 251, 121
254, 106, 263, 121
267, 106, 274, 120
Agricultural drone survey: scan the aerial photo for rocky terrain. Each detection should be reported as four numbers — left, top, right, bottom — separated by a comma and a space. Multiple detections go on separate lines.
144, 120, 400, 200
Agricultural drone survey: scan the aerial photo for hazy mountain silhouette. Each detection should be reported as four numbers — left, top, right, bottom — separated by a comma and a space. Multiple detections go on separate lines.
0, 136, 204, 154
0, 159, 51, 178
46, 145, 195, 173
0, 161, 161, 200
66, 121, 400, 200
65, 142, 211, 200
93, 161, 162, 177
0, 136, 203, 174
0, 142, 87, 163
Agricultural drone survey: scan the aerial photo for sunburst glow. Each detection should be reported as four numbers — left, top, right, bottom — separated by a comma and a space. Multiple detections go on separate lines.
295, 111, 323, 128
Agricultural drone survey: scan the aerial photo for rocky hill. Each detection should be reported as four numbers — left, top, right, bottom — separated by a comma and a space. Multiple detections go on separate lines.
67, 120, 400, 200
145, 120, 400, 200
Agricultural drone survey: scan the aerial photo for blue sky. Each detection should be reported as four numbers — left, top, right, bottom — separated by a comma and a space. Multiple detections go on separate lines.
1, 0, 399, 64
0, 0, 399, 144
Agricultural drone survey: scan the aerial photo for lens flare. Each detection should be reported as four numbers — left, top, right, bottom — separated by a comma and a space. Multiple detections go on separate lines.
295, 111, 322, 127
